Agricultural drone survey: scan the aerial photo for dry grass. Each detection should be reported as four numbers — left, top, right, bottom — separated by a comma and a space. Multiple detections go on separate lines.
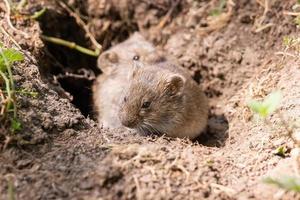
198, 0, 235, 35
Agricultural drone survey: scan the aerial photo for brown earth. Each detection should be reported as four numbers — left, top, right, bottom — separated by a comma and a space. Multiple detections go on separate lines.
1, 0, 300, 199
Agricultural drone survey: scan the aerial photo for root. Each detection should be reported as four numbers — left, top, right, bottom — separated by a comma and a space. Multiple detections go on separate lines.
57, 0, 102, 53
210, 183, 237, 196
40, 35, 100, 57
3, 0, 29, 38
155, 0, 181, 30
254, 0, 273, 32
198, 0, 235, 35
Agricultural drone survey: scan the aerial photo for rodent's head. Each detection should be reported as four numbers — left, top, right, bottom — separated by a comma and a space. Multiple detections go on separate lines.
119, 62, 186, 135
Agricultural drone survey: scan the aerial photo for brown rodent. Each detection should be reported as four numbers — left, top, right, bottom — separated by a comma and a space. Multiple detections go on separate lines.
93, 33, 208, 139
93, 33, 158, 128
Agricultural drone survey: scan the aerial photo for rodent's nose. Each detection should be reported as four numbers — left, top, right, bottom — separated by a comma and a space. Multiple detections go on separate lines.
121, 118, 138, 128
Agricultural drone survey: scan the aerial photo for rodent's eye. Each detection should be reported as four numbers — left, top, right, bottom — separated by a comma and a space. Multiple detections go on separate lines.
133, 55, 140, 61
123, 96, 127, 102
141, 101, 151, 109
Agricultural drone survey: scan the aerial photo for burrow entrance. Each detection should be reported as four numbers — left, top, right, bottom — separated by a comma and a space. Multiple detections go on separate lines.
36, 1, 228, 146
37, 1, 140, 117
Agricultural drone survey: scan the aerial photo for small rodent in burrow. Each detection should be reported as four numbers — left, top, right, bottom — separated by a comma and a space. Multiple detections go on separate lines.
93, 33, 208, 139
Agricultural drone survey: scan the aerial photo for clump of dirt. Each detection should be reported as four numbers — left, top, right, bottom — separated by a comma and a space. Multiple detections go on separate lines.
0, 0, 300, 199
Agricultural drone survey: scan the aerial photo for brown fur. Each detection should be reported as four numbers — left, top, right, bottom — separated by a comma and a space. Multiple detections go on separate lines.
93, 33, 156, 128
93, 33, 208, 139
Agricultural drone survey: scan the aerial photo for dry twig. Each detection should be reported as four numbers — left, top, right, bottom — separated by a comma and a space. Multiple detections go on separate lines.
283, 11, 300, 16
57, 1, 102, 52
198, 0, 235, 35
3, 0, 29, 38
155, 0, 181, 30
254, 0, 274, 32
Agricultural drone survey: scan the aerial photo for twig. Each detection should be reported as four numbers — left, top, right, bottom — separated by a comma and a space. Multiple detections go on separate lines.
40, 35, 100, 57
55, 71, 95, 81
254, 0, 270, 32
0, 25, 22, 50
155, 0, 181, 29
0, 25, 37, 65
16, 0, 27, 11
210, 183, 236, 196
198, 0, 234, 35
57, 1, 102, 52
3, 0, 29, 38
256, 0, 265, 8
255, 23, 274, 33
133, 175, 142, 200
31, 8, 47, 19
262, 0, 269, 21
278, 113, 299, 147
275, 51, 297, 58
283, 11, 300, 16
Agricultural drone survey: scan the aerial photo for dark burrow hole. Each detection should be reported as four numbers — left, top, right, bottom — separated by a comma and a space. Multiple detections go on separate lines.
36, 4, 229, 146
37, 6, 137, 117
196, 113, 229, 147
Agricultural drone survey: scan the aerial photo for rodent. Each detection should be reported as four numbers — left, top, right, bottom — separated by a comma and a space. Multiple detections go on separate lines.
93, 33, 158, 128
93, 33, 208, 139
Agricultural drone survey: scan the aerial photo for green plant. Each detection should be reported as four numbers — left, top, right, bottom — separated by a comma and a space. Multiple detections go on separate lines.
10, 118, 22, 133
30, 7, 47, 19
263, 176, 300, 192
0, 45, 24, 133
248, 91, 282, 118
248, 92, 300, 193
210, 0, 227, 16
273, 146, 288, 157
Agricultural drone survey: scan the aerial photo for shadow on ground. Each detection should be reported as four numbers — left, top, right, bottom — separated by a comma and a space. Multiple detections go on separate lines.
196, 113, 229, 147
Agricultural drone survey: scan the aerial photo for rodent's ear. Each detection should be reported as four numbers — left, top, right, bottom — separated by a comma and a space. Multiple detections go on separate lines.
165, 74, 186, 96
97, 51, 119, 74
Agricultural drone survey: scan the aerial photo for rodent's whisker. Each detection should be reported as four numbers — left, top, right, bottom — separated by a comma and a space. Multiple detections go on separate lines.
143, 121, 162, 135
137, 124, 150, 135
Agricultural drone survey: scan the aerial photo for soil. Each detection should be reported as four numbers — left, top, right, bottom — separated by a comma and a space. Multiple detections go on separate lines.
1, 0, 300, 199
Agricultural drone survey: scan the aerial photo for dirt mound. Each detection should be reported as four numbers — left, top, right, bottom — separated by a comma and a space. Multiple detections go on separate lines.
0, 0, 300, 199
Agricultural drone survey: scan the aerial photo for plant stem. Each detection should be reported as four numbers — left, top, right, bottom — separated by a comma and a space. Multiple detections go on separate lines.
16, 0, 27, 11
40, 35, 100, 57
8, 177, 15, 200
0, 71, 11, 100
0, 71, 15, 117
31, 8, 47, 19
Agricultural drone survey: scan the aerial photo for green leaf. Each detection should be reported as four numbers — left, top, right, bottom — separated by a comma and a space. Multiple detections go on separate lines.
263, 176, 300, 192
209, 0, 226, 16
1, 48, 24, 63
273, 146, 287, 157
0, 48, 24, 72
248, 91, 282, 118
248, 100, 264, 115
11, 118, 22, 132
262, 91, 282, 116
